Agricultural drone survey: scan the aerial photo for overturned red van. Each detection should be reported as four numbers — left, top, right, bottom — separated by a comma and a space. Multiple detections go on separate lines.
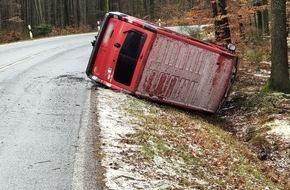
86, 12, 238, 113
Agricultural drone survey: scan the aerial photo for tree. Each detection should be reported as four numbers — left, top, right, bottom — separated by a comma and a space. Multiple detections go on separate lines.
262, 0, 269, 35
252, 0, 269, 36
268, 0, 290, 93
100, 0, 109, 13
149, 0, 155, 20
253, 0, 263, 35
211, 0, 231, 45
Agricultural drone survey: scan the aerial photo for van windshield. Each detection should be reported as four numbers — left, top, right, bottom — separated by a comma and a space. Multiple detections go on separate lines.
114, 30, 147, 86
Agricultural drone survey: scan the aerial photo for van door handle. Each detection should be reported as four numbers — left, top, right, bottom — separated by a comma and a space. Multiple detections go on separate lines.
114, 43, 121, 48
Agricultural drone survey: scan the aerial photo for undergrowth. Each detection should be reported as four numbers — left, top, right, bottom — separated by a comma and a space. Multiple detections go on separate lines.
0, 25, 95, 44
123, 96, 289, 189
228, 91, 287, 116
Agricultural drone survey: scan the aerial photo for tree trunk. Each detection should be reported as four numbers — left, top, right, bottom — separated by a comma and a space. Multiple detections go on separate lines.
257, 9, 263, 33
0, 11, 2, 30
143, 0, 148, 18
118, 0, 122, 11
211, 0, 231, 45
149, 0, 154, 20
254, 0, 267, 35
64, 0, 69, 26
269, 0, 290, 93
100, 0, 109, 13
262, 0, 269, 35
105, 0, 109, 12
238, 14, 245, 40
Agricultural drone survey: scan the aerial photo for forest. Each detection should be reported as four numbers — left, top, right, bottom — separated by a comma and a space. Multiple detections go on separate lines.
0, 0, 196, 37
0, 0, 289, 43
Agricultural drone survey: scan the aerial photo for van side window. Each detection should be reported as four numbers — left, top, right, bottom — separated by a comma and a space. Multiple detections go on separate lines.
114, 30, 147, 86
103, 22, 114, 44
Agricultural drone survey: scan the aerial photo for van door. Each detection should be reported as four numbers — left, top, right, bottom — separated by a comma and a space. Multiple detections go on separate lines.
107, 21, 155, 92
91, 17, 155, 92
91, 18, 121, 78
113, 29, 147, 87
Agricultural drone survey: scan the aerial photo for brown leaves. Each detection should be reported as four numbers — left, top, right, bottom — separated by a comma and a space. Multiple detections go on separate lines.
122, 95, 288, 189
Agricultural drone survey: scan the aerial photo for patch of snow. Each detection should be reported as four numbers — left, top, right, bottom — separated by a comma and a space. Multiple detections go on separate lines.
95, 88, 183, 189
266, 120, 290, 139
253, 74, 269, 78
96, 88, 142, 189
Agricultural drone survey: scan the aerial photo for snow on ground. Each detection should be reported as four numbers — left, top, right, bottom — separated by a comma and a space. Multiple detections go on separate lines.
95, 87, 193, 189
95, 88, 165, 189
96, 88, 141, 189
266, 120, 290, 140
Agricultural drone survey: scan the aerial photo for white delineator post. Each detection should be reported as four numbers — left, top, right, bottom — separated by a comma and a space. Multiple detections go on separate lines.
97, 21, 101, 31
28, 25, 33, 39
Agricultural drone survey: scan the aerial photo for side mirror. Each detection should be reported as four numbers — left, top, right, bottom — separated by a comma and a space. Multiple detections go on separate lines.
91, 40, 96, 47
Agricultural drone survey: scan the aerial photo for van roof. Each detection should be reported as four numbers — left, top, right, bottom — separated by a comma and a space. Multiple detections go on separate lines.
106, 12, 236, 57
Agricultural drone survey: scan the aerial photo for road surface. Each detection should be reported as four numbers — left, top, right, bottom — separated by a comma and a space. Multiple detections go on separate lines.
0, 34, 100, 189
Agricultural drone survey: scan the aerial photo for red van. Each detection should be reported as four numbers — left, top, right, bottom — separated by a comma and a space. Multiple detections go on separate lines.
86, 12, 238, 113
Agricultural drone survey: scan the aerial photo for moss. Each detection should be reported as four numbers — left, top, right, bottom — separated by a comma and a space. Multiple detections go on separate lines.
266, 80, 290, 94
260, 82, 272, 93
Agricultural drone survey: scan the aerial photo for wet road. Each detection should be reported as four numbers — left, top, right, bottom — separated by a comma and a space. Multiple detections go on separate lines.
0, 34, 98, 189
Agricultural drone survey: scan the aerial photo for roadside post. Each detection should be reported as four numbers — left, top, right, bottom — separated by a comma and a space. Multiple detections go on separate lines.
28, 25, 33, 39
158, 19, 161, 27
97, 21, 101, 31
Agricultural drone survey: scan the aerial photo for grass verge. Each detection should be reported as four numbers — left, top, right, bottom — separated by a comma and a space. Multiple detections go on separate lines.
121, 96, 289, 189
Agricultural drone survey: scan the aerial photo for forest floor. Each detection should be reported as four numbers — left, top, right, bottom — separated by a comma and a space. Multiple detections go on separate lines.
94, 60, 290, 190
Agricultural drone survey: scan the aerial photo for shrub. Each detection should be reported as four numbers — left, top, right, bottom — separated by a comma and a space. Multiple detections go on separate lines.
33, 23, 52, 37
245, 49, 264, 63
244, 49, 271, 64
0, 31, 22, 43
180, 26, 202, 38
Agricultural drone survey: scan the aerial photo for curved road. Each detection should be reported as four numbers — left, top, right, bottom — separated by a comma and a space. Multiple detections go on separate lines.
0, 34, 99, 189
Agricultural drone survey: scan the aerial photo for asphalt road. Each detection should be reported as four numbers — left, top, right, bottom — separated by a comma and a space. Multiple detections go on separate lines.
0, 34, 99, 189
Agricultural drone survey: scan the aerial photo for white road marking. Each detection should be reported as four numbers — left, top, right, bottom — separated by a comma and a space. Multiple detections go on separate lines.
0, 42, 82, 72
72, 83, 98, 190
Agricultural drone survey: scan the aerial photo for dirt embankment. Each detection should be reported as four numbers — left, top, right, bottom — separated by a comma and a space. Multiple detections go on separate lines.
93, 61, 290, 189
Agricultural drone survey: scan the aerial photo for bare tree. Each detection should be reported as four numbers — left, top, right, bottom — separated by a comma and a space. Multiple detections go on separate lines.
269, 0, 290, 93
262, 0, 269, 35
212, 0, 231, 44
